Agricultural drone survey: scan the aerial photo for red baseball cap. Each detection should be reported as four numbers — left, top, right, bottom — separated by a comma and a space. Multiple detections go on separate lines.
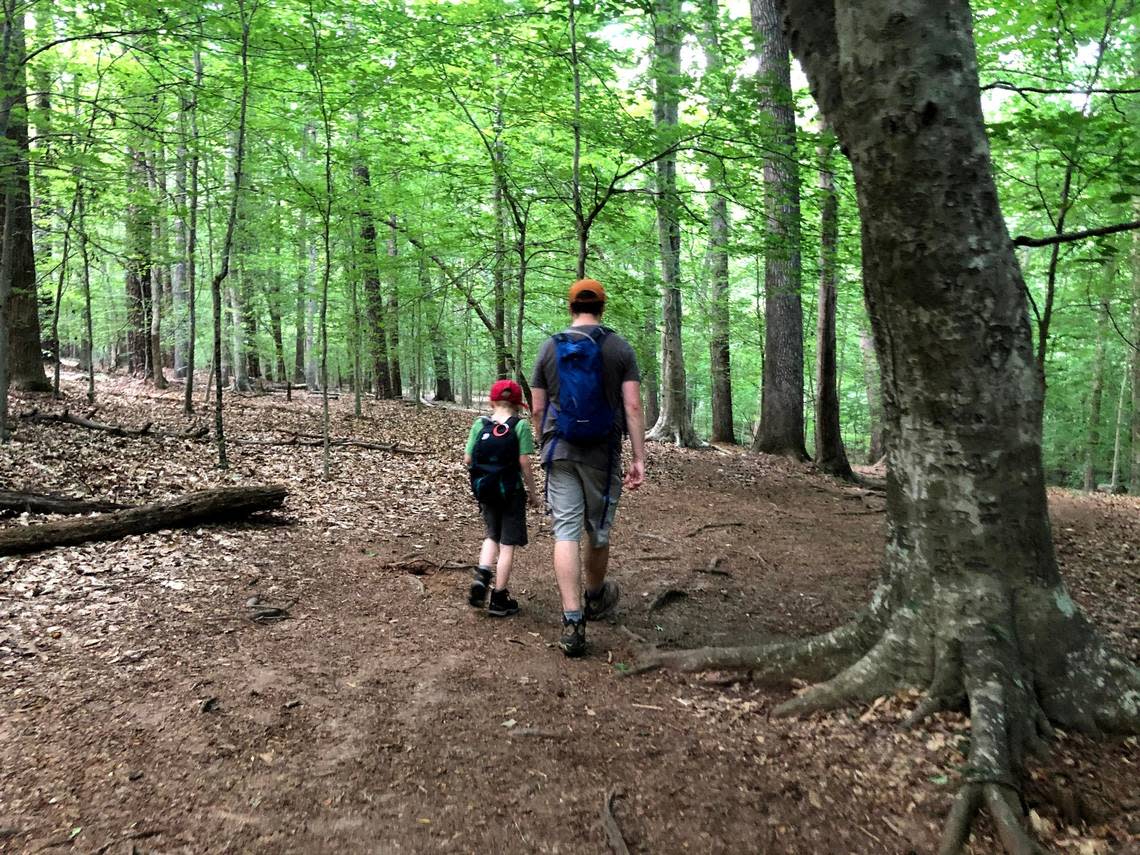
490, 379, 524, 406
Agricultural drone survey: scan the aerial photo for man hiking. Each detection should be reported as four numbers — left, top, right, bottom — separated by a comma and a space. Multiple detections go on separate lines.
530, 278, 646, 657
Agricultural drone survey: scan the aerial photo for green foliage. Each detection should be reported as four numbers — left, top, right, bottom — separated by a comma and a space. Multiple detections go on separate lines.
18, 0, 1140, 482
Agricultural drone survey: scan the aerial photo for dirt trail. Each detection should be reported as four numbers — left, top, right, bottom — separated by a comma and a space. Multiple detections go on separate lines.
1, 382, 1137, 853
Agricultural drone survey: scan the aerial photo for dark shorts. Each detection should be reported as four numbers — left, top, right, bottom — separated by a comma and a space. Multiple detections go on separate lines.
480, 493, 528, 547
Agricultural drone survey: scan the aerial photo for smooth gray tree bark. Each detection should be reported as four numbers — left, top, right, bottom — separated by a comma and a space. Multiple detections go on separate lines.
750, 0, 806, 459
646, 0, 700, 447
699, 0, 735, 445
643, 3, 1140, 851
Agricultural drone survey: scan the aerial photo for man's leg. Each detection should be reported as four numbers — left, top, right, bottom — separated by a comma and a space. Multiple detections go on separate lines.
582, 540, 610, 593
581, 463, 621, 619
554, 540, 582, 611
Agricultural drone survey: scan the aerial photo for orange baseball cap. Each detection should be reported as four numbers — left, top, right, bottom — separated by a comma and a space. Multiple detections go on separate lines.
568, 278, 607, 304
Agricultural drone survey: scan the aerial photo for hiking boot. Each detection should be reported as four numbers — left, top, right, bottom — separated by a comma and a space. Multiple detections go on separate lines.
559, 616, 587, 657
584, 580, 620, 621
488, 588, 520, 617
468, 567, 492, 608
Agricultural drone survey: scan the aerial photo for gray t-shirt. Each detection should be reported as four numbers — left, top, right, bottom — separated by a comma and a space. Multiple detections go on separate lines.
530, 324, 641, 471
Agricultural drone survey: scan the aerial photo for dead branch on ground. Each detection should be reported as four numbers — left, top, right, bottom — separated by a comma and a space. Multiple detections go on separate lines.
0, 490, 126, 516
0, 486, 288, 556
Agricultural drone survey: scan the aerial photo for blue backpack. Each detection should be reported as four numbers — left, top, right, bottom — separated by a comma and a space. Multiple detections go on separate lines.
541, 327, 618, 528
550, 326, 613, 446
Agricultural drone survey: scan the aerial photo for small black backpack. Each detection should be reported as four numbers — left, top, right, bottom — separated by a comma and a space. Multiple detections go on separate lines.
469, 416, 522, 505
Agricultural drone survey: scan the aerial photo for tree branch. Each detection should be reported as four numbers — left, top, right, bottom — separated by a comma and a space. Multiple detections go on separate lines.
981, 80, 1140, 96
1012, 219, 1140, 248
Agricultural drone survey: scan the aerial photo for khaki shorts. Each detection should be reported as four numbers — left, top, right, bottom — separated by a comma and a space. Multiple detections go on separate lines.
546, 459, 622, 547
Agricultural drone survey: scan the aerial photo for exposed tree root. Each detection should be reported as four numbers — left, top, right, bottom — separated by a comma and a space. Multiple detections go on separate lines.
635, 579, 1140, 854
630, 608, 881, 684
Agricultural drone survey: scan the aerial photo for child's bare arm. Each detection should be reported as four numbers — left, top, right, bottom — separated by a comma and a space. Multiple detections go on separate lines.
464, 453, 472, 466
520, 454, 539, 507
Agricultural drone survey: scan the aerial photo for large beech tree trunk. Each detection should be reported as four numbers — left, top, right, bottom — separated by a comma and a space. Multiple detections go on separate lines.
750, 0, 807, 459
642, 2, 1140, 851
813, 136, 852, 478
646, 0, 700, 448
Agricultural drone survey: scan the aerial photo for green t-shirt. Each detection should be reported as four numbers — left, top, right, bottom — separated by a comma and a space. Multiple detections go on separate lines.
465, 416, 535, 457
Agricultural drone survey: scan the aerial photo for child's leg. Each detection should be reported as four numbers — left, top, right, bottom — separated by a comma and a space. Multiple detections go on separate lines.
479, 538, 499, 569
495, 545, 515, 590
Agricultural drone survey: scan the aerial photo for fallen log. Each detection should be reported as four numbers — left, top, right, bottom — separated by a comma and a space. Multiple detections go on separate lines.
0, 490, 127, 516
227, 433, 428, 455
20, 409, 209, 440
22, 408, 152, 436
0, 486, 287, 556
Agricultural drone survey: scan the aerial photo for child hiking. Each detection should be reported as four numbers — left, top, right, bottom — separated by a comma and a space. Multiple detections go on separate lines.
465, 379, 539, 617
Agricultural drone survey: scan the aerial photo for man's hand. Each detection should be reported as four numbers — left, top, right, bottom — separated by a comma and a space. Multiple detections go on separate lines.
623, 458, 645, 491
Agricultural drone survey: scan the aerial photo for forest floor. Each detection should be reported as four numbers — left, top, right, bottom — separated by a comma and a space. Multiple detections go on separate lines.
1, 375, 1138, 855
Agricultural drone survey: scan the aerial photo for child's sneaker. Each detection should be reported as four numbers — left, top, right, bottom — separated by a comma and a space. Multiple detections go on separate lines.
584, 580, 620, 621
559, 616, 587, 657
468, 567, 492, 608
487, 588, 520, 617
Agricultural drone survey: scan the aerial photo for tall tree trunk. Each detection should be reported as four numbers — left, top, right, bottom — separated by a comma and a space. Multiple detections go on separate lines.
646, 3, 1140, 850
1, 6, 47, 392
641, 249, 660, 428
228, 274, 250, 391
750, 0, 806, 459
307, 4, 334, 479
353, 161, 391, 398
569, 0, 586, 277
183, 46, 201, 415
269, 271, 287, 381
147, 151, 168, 389
492, 98, 509, 379
859, 325, 884, 463
386, 214, 403, 398
699, 0, 735, 444
78, 188, 94, 404
210, 0, 253, 468
173, 95, 190, 378
646, 0, 700, 447
125, 148, 151, 377
241, 271, 259, 380
813, 135, 852, 477
1131, 204, 1140, 493
1109, 352, 1129, 493
426, 265, 454, 402
182, 46, 200, 414
1082, 300, 1109, 491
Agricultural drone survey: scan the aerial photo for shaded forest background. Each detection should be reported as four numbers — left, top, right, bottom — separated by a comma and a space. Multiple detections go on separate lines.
1, 0, 1138, 486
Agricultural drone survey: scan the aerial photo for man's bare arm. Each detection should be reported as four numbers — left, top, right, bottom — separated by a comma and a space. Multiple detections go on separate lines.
622, 380, 646, 490
530, 387, 547, 440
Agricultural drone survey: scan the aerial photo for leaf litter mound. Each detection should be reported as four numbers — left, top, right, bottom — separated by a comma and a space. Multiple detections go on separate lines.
0, 376, 1137, 853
